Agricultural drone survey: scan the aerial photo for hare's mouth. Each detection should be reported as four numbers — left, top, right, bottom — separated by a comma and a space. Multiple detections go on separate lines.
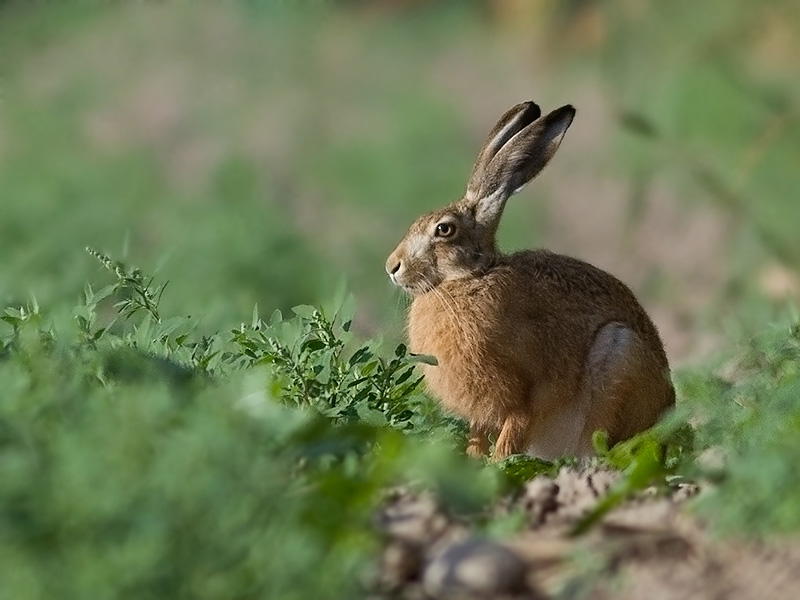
389, 273, 435, 295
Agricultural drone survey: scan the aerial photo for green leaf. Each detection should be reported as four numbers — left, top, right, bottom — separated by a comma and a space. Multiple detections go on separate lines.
394, 368, 414, 385
269, 309, 283, 326
302, 339, 326, 353
292, 305, 317, 319
409, 353, 438, 366
355, 404, 388, 427
348, 346, 373, 366
497, 454, 556, 488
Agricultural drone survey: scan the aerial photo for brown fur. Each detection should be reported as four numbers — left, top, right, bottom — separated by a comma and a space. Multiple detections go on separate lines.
385, 102, 674, 460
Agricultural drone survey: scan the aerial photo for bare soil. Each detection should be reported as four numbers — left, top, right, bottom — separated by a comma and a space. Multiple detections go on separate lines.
373, 467, 800, 600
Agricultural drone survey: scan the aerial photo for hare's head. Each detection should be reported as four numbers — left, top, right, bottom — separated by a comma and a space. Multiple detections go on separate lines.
386, 102, 575, 295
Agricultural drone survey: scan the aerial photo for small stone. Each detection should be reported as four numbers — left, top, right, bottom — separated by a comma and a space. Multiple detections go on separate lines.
523, 476, 559, 526
377, 493, 448, 546
423, 537, 528, 599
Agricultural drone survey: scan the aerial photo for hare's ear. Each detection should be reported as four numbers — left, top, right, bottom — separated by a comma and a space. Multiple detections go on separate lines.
466, 101, 541, 199
465, 104, 575, 227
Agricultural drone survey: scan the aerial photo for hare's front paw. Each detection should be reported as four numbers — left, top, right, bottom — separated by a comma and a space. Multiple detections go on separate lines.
493, 415, 530, 460
465, 425, 490, 458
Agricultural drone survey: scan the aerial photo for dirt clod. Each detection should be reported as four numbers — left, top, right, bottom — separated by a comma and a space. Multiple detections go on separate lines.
423, 537, 532, 600
377, 491, 450, 547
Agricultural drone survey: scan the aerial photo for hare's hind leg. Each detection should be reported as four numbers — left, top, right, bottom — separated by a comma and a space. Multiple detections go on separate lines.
580, 322, 672, 451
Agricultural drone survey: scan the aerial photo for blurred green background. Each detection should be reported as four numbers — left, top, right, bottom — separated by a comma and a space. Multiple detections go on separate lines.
1, 0, 798, 362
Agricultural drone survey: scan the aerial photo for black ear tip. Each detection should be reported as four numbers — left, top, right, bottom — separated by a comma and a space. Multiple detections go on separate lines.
522, 101, 542, 121
559, 104, 577, 118
546, 104, 576, 127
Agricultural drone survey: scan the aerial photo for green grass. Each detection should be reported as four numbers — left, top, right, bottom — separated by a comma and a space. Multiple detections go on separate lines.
0, 250, 502, 599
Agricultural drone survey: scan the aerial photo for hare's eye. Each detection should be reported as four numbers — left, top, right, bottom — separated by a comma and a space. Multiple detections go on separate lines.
435, 222, 455, 238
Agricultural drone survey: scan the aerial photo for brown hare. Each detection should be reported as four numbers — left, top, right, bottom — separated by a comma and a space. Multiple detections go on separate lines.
385, 101, 674, 460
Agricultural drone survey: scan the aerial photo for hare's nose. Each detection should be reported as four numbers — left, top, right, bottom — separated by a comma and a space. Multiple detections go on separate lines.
386, 258, 402, 276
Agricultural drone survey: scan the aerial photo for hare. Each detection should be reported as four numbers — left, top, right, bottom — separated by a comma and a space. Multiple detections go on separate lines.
385, 101, 674, 460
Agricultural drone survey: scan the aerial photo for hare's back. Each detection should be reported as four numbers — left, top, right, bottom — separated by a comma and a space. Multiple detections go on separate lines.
504, 249, 658, 335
